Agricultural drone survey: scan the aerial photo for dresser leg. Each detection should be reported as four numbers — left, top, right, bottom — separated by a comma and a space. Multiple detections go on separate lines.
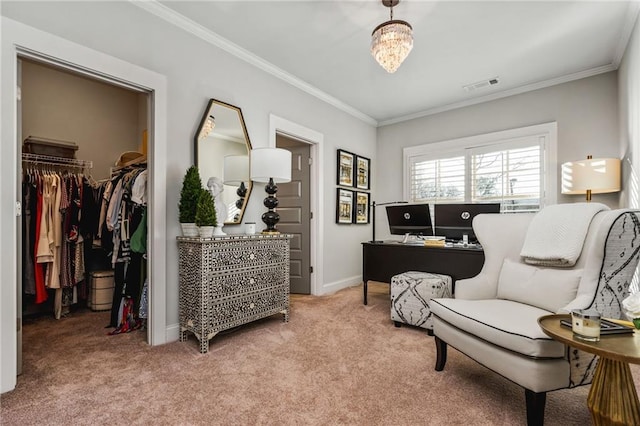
200, 338, 209, 354
179, 329, 187, 342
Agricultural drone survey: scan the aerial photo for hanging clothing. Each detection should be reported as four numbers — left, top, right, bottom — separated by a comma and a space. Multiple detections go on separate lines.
21, 165, 98, 310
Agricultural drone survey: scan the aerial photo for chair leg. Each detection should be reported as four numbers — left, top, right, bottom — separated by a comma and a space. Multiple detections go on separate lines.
524, 389, 546, 426
434, 336, 447, 371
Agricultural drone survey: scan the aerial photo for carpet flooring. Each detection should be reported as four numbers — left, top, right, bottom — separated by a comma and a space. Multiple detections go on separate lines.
2, 282, 638, 425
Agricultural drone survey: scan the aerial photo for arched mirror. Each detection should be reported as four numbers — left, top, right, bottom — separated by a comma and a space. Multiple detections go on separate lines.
194, 98, 252, 225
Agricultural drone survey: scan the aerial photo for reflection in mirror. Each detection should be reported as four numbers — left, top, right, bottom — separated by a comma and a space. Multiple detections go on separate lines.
195, 99, 252, 225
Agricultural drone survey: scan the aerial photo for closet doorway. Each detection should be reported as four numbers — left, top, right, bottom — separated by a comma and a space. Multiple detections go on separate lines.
17, 56, 152, 374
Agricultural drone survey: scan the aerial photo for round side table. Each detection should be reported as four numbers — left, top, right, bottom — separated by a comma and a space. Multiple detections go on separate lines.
538, 314, 640, 425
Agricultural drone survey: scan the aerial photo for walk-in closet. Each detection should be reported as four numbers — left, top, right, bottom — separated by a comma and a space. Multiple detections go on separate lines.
18, 58, 151, 373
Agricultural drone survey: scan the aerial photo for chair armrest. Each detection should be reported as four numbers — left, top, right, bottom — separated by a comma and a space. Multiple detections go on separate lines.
454, 273, 498, 300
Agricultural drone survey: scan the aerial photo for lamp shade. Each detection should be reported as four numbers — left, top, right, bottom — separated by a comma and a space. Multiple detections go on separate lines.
561, 157, 621, 195
250, 147, 292, 184
223, 155, 249, 185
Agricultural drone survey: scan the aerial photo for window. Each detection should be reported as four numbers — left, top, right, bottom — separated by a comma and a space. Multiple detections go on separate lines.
404, 123, 557, 212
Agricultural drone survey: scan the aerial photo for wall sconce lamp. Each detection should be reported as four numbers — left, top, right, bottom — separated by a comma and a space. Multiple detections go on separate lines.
250, 147, 292, 234
223, 155, 250, 210
561, 155, 621, 201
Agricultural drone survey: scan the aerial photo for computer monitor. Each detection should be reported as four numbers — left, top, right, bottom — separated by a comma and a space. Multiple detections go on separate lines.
386, 204, 433, 236
434, 203, 501, 242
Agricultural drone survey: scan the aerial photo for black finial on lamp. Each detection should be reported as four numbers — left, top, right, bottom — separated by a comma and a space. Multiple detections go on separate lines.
250, 147, 292, 234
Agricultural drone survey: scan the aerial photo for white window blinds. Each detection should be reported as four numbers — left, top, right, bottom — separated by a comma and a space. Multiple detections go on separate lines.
405, 127, 553, 212
410, 154, 465, 203
470, 140, 542, 211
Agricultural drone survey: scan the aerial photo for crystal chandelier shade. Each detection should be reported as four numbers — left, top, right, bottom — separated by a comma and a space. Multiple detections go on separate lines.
371, 0, 413, 74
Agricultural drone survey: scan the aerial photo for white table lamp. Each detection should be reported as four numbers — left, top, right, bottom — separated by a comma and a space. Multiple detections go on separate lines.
561, 156, 621, 201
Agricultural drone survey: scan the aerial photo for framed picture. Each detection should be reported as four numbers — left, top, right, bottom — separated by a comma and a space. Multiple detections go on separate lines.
337, 149, 355, 187
356, 155, 370, 190
336, 188, 354, 224
355, 192, 370, 224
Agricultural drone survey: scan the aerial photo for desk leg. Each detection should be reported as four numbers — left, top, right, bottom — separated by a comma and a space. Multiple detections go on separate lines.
587, 357, 640, 425
363, 280, 368, 305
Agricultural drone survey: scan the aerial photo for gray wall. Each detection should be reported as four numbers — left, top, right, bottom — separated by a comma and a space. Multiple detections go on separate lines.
21, 60, 142, 180
619, 12, 640, 209
376, 72, 620, 241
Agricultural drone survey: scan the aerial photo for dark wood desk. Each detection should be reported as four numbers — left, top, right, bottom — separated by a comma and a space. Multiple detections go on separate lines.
362, 241, 485, 305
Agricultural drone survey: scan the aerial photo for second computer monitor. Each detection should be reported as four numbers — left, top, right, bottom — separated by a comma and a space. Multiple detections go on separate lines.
434, 203, 500, 242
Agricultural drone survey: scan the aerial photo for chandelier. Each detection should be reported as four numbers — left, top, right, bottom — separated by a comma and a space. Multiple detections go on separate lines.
371, 0, 413, 73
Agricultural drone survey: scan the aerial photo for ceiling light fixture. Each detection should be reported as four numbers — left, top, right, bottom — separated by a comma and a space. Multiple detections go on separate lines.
199, 115, 216, 139
371, 0, 413, 74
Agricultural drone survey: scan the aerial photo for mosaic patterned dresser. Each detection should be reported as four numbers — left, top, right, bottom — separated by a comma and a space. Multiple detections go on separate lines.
177, 234, 291, 353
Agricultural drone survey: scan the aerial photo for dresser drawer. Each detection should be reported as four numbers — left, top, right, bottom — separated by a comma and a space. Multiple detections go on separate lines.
179, 238, 289, 272
208, 288, 288, 331
205, 265, 287, 298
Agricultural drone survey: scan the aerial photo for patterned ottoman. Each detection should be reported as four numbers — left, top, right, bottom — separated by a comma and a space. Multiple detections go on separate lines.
391, 271, 452, 333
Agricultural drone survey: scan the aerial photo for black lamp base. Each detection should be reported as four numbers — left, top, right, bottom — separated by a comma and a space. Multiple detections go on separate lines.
262, 178, 280, 234
235, 182, 247, 209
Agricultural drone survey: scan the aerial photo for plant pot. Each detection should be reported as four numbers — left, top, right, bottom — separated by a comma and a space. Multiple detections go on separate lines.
198, 226, 214, 238
181, 222, 199, 237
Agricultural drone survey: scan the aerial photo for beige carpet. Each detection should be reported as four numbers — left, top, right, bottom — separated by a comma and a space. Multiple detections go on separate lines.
2, 282, 638, 425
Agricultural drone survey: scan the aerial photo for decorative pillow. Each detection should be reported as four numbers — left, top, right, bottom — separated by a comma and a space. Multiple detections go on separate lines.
496, 258, 582, 313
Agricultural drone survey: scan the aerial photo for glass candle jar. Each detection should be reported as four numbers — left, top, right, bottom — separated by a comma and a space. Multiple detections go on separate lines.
571, 309, 601, 342
245, 222, 256, 235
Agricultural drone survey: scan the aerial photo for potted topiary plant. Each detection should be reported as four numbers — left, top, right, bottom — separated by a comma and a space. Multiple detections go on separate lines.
179, 165, 203, 237
195, 189, 217, 238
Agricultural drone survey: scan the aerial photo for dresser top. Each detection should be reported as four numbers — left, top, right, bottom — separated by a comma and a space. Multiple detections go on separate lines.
177, 233, 292, 242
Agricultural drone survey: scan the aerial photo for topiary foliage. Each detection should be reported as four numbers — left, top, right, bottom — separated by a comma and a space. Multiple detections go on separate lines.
179, 166, 203, 223
195, 190, 217, 227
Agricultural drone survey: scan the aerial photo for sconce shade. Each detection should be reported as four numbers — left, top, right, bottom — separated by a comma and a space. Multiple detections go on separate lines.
223, 155, 249, 185
561, 157, 620, 201
250, 148, 292, 183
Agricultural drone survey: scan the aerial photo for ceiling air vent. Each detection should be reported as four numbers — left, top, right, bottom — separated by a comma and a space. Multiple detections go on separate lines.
463, 77, 499, 92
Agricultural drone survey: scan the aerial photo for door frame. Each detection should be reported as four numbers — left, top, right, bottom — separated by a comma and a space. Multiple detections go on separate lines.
1, 17, 168, 393
269, 114, 323, 295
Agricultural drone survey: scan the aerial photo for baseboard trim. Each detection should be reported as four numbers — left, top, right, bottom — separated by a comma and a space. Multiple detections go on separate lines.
320, 275, 362, 295
166, 323, 180, 343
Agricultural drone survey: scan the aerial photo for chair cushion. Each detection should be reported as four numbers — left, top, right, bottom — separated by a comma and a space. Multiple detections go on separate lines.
430, 298, 565, 358
496, 258, 582, 312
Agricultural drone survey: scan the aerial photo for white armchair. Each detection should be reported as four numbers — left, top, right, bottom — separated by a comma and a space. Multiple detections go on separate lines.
430, 208, 640, 425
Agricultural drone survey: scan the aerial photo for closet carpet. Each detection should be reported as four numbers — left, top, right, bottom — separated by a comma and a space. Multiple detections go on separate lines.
2, 282, 638, 425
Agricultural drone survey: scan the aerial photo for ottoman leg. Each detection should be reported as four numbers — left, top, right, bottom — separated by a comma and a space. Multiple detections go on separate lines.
394, 321, 402, 328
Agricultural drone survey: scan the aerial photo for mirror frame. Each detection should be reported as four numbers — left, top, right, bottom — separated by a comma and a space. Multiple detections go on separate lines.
194, 98, 253, 225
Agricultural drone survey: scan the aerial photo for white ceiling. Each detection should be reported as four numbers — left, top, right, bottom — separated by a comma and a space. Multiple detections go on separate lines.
148, 2, 637, 126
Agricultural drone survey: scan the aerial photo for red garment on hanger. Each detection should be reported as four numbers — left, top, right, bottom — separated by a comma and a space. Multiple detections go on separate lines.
33, 176, 48, 304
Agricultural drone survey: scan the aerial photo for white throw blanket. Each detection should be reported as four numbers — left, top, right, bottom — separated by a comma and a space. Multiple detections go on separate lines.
520, 202, 609, 267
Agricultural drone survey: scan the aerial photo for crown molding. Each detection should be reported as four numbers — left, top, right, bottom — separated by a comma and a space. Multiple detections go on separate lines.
378, 64, 617, 127
613, 1, 640, 68
130, 0, 378, 126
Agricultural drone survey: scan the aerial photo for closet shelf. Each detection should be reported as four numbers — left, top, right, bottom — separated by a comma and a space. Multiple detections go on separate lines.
22, 153, 93, 169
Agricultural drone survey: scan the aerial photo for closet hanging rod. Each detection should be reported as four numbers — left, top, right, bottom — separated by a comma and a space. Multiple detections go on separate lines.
22, 153, 93, 169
